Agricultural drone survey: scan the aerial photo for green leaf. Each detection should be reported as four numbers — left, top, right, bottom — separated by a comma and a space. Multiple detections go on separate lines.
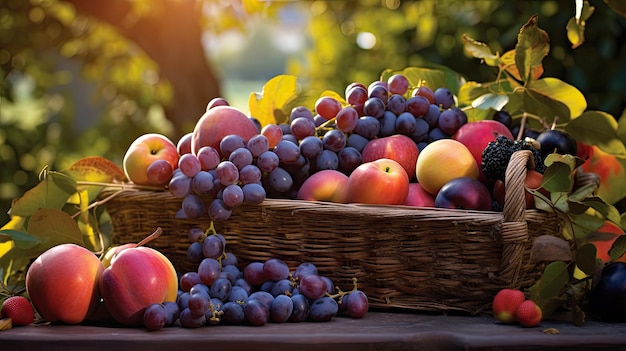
27, 208, 84, 248
9, 171, 77, 217
544, 153, 580, 169
471, 93, 509, 111
0, 230, 40, 250
565, 111, 626, 157
580, 197, 622, 225
618, 114, 626, 145
461, 34, 499, 66
575, 243, 598, 275
530, 261, 569, 305
542, 162, 573, 193
522, 88, 572, 125
514, 15, 550, 83
527, 78, 587, 121
609, 235, 626, 262
566, 1, 595, 49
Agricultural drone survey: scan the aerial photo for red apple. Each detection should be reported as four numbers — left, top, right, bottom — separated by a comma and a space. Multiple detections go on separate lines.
26, 244, 104, 324
361, 134, 419, 180
123, 133, 179, 186
297, 169, 349, 203
434, 176, 493, 210
453, 120, 514, 182
99, 229, 178, 326
404, 183, 435, 207
346, 158, 409, 205
191, 106, 259, 157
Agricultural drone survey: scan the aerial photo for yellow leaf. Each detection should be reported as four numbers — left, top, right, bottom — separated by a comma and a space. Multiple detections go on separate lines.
63, 156, 126, 183
248, 75, 299, 126
1, 216, 26, 231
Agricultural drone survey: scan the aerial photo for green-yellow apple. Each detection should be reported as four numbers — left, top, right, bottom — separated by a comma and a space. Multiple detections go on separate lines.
346, 158, 409, 205
123, 133, 179, 186
416, 139, 478, 195
191, 106, 259, 157
297, 169, 349, 203
453, 120, 514, 183
99, 228, 178, 326
361, 134, 419, 180
404, 183, 435, 207
434, 176, 492, 210
26, 244, 104, 324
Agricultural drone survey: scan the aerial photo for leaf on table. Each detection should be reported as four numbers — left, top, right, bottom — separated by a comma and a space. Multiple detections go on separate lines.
248, 74, 300, 127
514, 15, 550, 83
530, 235, 572, 263
8, 171, 77, 218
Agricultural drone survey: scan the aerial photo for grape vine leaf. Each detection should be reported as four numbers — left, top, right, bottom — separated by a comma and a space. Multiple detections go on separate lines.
248, 74, 300, 126
515, 14, 550, 84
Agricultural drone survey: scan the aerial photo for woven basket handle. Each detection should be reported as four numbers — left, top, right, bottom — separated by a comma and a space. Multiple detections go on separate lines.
499, 150, 535, 287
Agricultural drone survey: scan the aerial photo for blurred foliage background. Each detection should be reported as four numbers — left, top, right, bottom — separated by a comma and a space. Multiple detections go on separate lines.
1, 0, 625, 226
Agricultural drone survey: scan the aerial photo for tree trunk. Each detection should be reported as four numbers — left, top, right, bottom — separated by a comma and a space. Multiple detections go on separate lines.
64, 0, 221, 139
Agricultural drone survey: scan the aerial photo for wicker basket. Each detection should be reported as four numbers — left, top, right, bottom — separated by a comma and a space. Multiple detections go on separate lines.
102, 150, 561, 314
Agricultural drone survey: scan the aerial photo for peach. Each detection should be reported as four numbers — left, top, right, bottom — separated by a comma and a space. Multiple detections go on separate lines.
191, 106, 259, 157
297, 169, 349, 203
415, 139, 479, 195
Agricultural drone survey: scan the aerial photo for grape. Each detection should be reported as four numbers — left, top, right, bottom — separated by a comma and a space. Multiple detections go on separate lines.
247, 291, 275, 310
242, 183, 266, 204
386, 94, 407, 115
412, 85, 435, 104
189, 283, 211, 297
314, 96, 342, 120
261, 124, 283, 149
321, 276, 336, 295
345, 290, 369, 318
434, 87, 455, 109
337, 147, 362, 174
423, 103, 441, 128
196, 146, 221, 171
405, 95, 430, 117
322, 129, 347, 152
260, 280, 275, 293
290, 106, 315, 122
229, 147, 253, 170
299, 135, 323, 159
279, 123, 292, 135
244, 299, 269, 326
163, 301, 180, 327
188, 293, 211, 316
247, 134, 270, 157
335, 106, 359, 132
191, 170, 214, 196
411, 118, 430, 143
263, 258, 290, 282
395, 111, 417, 135
143, 303, 167, 331
206, 97, 229, 110
315, 149, 339, 171
269, 294, 294, 323
273, 140, 301, 164
220, 134, 246, 158
243, 261, 267, 286
210, 277, 233, 301
493, 110, 513, 128
198, 257, 221, 286
168, 174, 191, 198
268, 167, 293, 192
216, 161, 239, 186
437, 108, 462, 135
387, 73, 409, 95
282, 134, 299, 144
345, 85, 368, 106
180, 272, 202, 292
309, 297, 338, 322
313, 114, 327, 126
221, 301, 245, 324
299, 274, 327, 300
257, 150, 280, 172
177, 292, 191, 310
354, 116, 380, 139
290, 117, 316, 140
428, 127, 449, 142
269, 279, 295, 297
346, 133, 369, 152
178, 153, 202, 178
228, 286, 249, 303
239, 164, 262, 184
222, 184, 244, 208
186, 241, 204, 264
188, 227, 205, 242
220, 266, 239, 285
289, 294, 310, 322
208, 198, 232, 221
417, 141, 429, 152
362, 97, 385, 118
294, 262, 318, 279
182, 193, 205, 218
379, 111, 397, 137
146, 159, 174, 186
202, 234, 224, 259
368, 84, 389, 104
235, 278, 253, 295
222, 252, 239, 267
179, 308, 206, 328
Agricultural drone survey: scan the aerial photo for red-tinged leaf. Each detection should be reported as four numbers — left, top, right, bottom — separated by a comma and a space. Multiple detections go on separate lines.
64, 156, 126, 183
514, 15, 550, 83
581, 145, 626, 205
500, 49, 544, 82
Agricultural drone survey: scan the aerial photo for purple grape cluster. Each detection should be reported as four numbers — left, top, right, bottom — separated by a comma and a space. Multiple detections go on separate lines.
141, 226, 369, 330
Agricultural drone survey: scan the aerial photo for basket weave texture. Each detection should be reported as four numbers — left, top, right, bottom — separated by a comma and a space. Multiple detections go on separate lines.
103, 150, 560, 314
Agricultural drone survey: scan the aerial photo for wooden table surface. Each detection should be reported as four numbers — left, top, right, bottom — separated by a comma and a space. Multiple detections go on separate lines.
2, 311, 626, 351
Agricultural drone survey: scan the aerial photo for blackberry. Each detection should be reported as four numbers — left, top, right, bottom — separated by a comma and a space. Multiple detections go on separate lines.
481, 136, 545, 181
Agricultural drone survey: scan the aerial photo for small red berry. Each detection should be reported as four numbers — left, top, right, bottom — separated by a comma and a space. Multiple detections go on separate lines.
516, 299, 542, 327
492, 288, 526, 324
1, 296, 35, 326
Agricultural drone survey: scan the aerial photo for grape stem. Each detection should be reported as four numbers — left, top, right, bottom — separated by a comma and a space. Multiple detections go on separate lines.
326, 277, 360, 303
135, 227, 163, 247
